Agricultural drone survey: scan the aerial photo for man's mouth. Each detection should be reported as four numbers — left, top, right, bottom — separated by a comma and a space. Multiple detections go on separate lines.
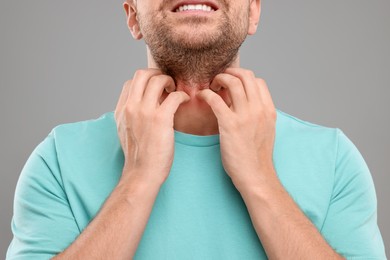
174, 4, 216, 12
171, 2, 219, 13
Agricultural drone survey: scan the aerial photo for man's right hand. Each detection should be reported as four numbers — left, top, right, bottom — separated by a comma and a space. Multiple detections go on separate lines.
52, 70, 188, 259
114, 69, 190, 186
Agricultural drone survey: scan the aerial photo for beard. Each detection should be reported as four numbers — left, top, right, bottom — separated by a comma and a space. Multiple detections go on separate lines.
136, 1, 250, 85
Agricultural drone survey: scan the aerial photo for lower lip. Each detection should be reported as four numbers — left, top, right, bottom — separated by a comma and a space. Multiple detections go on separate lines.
172, 10, 217, 15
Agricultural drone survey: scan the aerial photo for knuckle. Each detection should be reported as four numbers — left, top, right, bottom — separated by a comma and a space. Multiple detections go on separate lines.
226, 67, 239, 74
134, 69, 147, 78
269, 109, 277, 120
256, 78, 266, 85
148, 74, 169, 86
231, 77, 242, 86
159, 74, 172, 82
122, 79, 133, 90
125, 105, 138, 118
213, 73, 224, 83
148, 75, 159, 86
244, 69, 255, 78
134, 68, 162, 79
123, 79, 132, 86
148, 68, 162, 73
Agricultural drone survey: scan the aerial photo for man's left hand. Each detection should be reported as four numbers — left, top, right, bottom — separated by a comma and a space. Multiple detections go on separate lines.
197, 68, 277, 191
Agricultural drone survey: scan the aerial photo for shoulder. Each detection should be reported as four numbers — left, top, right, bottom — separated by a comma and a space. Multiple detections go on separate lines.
276, 108, 376, 205
50, 110, 117, 143
51, 111, 116, 139
276, 108, 336, 132
39, 111, 118, 162
276, 109, 367, 163
275, 108, 340, 150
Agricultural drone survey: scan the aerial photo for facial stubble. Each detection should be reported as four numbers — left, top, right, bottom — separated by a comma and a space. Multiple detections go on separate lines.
137, 4, 250, 86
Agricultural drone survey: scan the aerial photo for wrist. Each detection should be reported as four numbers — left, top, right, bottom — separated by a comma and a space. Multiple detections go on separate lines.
236, 174, 299, 230
117, 172, 163, 205
232, 166, 279, 193
120, 165, 167, 188
232, 167, 290, 208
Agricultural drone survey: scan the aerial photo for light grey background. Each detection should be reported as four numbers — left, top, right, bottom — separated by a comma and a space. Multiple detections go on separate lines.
1, 0, 389, 257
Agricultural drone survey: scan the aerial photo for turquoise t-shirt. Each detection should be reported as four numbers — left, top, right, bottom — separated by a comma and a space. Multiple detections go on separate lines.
6, 109, 386, 259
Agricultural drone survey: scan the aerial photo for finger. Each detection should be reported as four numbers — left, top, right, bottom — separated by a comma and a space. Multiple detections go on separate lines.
143, 75, 176, 109
115, 79, 132, 115
256, 78, 276, 110
196, 89, 231, 122
224, 68, 261, 103
159, 91, 190, 117
129, 69, 163, 102
209, 73, 248, 112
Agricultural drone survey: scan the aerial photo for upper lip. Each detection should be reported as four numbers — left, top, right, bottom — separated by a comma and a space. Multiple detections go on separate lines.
171, 1, 220, 12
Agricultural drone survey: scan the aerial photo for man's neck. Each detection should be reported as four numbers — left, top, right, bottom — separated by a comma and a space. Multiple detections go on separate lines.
173, 81, 220, 135
147, 48, 240, 136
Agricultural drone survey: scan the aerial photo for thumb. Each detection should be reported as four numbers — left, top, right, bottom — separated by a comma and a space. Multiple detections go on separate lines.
159, 91, 190, 116
196, 89, 230, 121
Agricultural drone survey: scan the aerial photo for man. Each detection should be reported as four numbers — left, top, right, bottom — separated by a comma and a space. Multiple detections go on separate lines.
6, 0, 386, 259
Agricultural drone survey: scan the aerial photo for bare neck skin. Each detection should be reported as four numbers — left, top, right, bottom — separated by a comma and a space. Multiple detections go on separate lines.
146, 47, 240, 136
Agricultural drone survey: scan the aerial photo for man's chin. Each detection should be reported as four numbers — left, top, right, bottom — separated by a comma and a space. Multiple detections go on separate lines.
168, 31, 221, 50
173, 39, 217, 50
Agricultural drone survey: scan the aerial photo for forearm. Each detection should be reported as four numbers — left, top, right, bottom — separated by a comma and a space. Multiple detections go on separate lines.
52, 173, 161, 260
235, 171, 345, 260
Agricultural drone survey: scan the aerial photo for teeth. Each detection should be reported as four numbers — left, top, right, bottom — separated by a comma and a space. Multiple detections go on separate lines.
175, 4, 215, 12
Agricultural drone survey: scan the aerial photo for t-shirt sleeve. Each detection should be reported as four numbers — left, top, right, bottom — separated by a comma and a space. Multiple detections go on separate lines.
6, 130, 80, 260
320, 128, 386, 259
